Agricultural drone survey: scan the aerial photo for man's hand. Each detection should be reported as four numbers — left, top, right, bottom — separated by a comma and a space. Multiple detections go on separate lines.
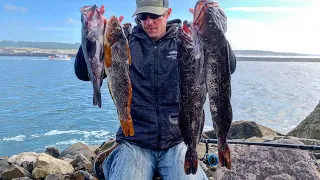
189, 1, 219, 14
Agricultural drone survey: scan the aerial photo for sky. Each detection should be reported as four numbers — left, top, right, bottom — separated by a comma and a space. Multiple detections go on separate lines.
0, 0, 319, 54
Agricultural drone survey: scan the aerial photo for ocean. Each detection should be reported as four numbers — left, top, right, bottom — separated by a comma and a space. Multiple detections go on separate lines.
0, 56, 319, 157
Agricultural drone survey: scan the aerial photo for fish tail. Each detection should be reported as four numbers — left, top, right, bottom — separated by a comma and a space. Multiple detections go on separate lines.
93, 87, 102, 108
120, 116, 134, 137
218, 143, 231, 169
184, 147, 198, 175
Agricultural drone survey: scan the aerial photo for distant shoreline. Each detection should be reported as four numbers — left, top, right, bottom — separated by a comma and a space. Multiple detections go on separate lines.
1, 54, 320, 62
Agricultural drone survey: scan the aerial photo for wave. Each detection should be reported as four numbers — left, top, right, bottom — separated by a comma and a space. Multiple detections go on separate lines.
43, 130, 111, 138
3, 135, 26, 142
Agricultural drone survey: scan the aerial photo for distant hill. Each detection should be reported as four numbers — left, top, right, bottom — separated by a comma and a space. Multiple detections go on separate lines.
0, 40, 318, 56
0, 40, 80, 50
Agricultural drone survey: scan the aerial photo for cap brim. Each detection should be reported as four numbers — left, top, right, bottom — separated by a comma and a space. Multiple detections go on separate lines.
132, 6, 167, 17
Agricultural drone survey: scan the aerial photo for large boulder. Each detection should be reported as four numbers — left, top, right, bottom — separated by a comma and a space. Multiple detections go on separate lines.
212, 139, 320, 179
8, 152, 38, 166
288, 101, 320, 139
203, 121, 280, 140
32, 153, 74, 179
60, 142, 96, 163
1, 164, 32, 180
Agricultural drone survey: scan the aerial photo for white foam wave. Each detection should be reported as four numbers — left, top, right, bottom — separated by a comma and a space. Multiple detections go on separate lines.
56, 139, 85, 146
3, 135, 26, 142
43, 130, 111, 139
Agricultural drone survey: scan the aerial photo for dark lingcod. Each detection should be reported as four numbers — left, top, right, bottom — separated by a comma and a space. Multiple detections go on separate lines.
104, 16, 134, 137
177, 20, 207, 175
193, 0, 233, 169
80, 5, 105, 108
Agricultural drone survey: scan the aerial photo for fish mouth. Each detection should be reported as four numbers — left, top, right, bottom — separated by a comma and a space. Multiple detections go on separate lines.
193, 0, 217, 33
105, 16, 122, 46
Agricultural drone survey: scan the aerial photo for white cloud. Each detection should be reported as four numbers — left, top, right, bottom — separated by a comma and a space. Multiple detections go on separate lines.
225, 6, 320, 54
66, 17, 81, 25
4, 4, 27, 13
225, 7, 315, 13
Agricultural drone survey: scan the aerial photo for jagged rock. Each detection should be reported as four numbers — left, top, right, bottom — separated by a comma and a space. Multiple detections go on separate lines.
1, 164, 32, 180
212, 139, 320, 180
32, 153, 74, 179
203, 121, 279, 140
20, 161, 34, 173
60, 142, 96, 163
0, 159, 10, 179
44, 147, 60, 158
287, 101, 320, 139
8, 152, 38, 166
70, 154, 92, 173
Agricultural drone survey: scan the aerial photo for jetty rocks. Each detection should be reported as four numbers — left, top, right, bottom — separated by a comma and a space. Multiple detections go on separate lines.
1, 101, 320, 180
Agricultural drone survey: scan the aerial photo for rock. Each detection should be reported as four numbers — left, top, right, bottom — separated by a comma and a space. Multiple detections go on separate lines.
60, 142, 96, 163
8, 152, 38, 166
203, 121, 279, 140
44, 147, 60, 158
12, 178, 33, 180
212, 139, 320, 179
44, 174, 71, 180
32, 153, 74, 179
287, 101, 320, 139
264, 173, 295, 180
20, 161, 34, 173
70, 154, 92, 173
0, 159, 10, 177
1, 164, 32, 180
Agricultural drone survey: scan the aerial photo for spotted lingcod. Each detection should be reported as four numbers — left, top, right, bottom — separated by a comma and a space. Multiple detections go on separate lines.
177, 20, 207, 175
104, 16, 134, 137
80, 5, 105, 108
193, 0, 233, 169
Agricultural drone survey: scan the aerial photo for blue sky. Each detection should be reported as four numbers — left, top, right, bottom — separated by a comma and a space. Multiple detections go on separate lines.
0, 0, 319, 54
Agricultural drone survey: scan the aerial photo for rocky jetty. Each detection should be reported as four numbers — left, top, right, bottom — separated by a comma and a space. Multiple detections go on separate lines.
1, 101, 320, 180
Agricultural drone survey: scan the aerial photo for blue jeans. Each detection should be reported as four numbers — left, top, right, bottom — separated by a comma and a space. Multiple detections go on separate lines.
102, 142, 208, 180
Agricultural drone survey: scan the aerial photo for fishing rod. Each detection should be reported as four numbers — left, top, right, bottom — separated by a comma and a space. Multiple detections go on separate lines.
199, 138, 320, 167
200, 138, 320, 150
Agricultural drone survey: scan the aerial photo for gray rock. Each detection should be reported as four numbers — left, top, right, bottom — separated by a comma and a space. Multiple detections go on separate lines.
0, 159, 10, 179
44, 174, 71, 180
264, 173, 296, 180
1, 164, 32, 180
203, 121, 280, 140
12, 178, 33, 180
44, 146, 60, 158
212, 139, 320, 179
70, 154, 93, 173
287, 101, 320, 139
20, 161, 34, 173
60, 142, 96, 163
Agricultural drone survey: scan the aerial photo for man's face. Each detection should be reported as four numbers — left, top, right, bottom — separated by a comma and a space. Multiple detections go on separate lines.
138, 8, 172, 40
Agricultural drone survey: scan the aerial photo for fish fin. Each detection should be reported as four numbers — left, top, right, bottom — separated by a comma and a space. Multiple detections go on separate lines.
184, 148, 198, 175
120, 118, 134, 137
93, 87, 102, 108
126, 43, 131, 65
104, 43, 112, 67
218, 143, 231, 169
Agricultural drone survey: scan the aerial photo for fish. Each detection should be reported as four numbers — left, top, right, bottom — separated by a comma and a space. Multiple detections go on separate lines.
80, 5, 106, 108
104, 16, 134, 137
177, 20, 207, 175
193, 0, 233, 169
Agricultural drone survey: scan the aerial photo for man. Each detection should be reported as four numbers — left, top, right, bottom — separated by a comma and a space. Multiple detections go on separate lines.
74, 0, 236, 179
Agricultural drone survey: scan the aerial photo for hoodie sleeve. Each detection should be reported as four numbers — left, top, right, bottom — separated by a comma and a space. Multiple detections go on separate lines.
74, 45, 107, 81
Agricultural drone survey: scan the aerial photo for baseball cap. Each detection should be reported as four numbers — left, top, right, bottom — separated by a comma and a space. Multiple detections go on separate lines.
132, 0, 169, 17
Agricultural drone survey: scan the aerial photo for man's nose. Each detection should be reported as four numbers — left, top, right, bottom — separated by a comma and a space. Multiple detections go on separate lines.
145, 16, 153, 25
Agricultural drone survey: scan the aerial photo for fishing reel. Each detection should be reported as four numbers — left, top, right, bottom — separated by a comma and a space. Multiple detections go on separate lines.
200, 140, 219, 167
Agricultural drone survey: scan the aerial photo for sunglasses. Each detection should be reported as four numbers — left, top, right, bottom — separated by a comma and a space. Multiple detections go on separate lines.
137, 13, 163, 21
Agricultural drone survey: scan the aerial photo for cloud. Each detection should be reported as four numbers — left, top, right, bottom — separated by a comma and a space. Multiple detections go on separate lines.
66, 17, 81, 25
4, 4, 28, 13
225, 7, 315, 13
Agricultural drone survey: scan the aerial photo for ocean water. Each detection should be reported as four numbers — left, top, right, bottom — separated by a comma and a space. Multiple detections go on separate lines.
0, 56, 319, 157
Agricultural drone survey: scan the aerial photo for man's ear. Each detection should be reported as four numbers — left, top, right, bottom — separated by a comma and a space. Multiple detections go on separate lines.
165, 8, 172, 18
